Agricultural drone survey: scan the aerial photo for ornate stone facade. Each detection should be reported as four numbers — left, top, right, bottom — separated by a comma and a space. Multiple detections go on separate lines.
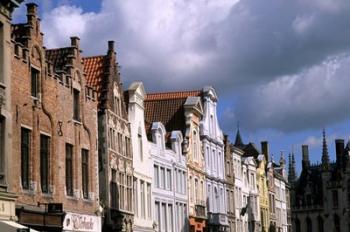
84, 41, 134, 231
291, 130, 350, 232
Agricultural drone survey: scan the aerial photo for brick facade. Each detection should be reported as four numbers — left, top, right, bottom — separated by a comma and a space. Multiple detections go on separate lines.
10, 3, 100, 231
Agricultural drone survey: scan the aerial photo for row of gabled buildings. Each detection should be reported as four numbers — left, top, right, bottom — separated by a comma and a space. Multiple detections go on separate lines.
0, 2, 293, 232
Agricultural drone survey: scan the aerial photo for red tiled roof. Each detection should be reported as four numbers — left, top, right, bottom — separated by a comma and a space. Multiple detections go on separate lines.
144, 90, 201, 136
146, 90, 201, 101
83, 55, 105, 96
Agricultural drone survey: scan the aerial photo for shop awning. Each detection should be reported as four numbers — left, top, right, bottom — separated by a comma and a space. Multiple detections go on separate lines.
0, 220, 39, 232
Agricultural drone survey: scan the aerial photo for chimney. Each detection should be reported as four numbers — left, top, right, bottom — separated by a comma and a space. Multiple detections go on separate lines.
261, 141, 269, 162
108, 41, 115, 51
26, 3, 38, 24
302, 145, 309, 170
70, 36, 80, 48
335, 139, 344, 168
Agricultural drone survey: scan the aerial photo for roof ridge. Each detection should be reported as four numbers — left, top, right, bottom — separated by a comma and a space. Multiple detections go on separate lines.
147, 90, 201, 95
46, 46, 74, 51
83, 55, 106, 60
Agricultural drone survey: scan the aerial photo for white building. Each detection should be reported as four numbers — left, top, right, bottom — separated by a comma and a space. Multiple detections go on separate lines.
149, 122, 188, 232
232, 147, 260, 232
201, 86, 228, 231
274, 156, 288, 232
127, 82, 154, 232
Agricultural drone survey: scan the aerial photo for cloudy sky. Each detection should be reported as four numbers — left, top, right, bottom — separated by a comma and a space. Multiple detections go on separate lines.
14, 0, 350, 173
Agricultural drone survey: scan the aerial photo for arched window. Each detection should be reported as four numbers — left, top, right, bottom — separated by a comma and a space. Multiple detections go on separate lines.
295, 218, 301, 232
347, 179, 350, 206
334, 214, 340, 232
306, 217, 312, 232
317, 216, 324, 232
192, 130, 198, 160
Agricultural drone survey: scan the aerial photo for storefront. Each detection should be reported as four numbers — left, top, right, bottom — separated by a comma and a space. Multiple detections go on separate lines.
16, 205, 65, 232
63, 212, 101, 232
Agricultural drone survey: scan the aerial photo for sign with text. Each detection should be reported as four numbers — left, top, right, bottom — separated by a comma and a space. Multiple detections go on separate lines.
63, 212, 101, 232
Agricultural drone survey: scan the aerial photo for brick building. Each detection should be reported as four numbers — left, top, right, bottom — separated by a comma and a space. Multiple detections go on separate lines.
10, 4, 101, 231
0, 0, 23, 228
84, 41, 134, 231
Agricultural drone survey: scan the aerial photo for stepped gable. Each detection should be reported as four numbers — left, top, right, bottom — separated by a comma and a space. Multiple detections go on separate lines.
144, 90, 201, 139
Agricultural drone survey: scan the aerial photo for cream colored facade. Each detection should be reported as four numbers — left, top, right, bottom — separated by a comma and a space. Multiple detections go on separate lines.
184, 96, 207, 232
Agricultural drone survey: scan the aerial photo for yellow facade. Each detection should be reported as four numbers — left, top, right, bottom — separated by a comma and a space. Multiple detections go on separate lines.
257, 156, 270, 232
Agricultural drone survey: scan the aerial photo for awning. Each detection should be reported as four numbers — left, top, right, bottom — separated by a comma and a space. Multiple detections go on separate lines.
0, 220, 39, 232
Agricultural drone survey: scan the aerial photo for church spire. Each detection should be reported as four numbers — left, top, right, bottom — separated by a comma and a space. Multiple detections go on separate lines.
234, 121, 244, 147
322, 128, 330, 171
288, 147, 297, 183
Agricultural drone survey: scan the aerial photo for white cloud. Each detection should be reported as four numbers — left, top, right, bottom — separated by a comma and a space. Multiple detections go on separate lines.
14, 0, 350, 132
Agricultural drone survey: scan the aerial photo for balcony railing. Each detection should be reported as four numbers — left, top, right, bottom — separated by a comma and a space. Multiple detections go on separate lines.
195, 203, 206, 219
208, 212, 228, 225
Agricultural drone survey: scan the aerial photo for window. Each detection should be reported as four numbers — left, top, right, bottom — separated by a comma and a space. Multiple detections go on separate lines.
127, 175, 132, 211
113, 96, 120, 115
168, 204, 173, 231
0, 118, 4, 182
194, 179, 198, 202
332, 190, 338, 208
133, 178, 138, 216
166, 169, 171, 190
111, 169, 117, 208
118, 133, 122, 154
317, 216, 324, 232
147, 183, 151, 219
138, 133, 143, 161
334, 214, 340, 232
119, 172, 125, 210
31, 68, 39, 98
193, 130, 197, 160
347, 180, 350, 206
155, 202, 160, 229
140, 180, 145, 218
183, 171, 186, 194
162, 203, 167, 231
81, 149, 89, 199
21, 128, 31, 189
73, 89, 80, 121
66, 144, 73, 196
160, 167, 165, 189
40, 135, 50, 193
125, 137, 131, 157
154, 165, 159, 188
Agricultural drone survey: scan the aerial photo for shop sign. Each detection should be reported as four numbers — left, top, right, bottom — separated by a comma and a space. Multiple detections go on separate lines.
63, 212, 101, 232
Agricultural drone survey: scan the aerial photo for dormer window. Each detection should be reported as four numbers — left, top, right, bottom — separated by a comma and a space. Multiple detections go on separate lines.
31, 67, 39, 98
73, 89, 80, 121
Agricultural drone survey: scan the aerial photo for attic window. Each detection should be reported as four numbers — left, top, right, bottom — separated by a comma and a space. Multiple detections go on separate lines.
31, 67, 40, 98
73, 89, 80, 121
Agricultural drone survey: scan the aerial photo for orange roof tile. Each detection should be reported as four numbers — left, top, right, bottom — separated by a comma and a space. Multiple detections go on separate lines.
83, 55, 105, 97
146, 90, 201, 101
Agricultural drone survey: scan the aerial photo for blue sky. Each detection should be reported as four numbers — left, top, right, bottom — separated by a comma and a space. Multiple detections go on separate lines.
14, 0, 350, 175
